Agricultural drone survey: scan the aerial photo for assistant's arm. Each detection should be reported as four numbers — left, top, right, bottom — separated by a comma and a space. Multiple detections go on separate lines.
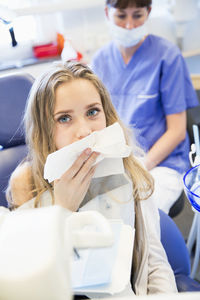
144, 43, 198, 171
145, 111, 186, 170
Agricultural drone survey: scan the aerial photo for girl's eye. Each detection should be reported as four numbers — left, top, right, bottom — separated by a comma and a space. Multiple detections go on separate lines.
58, 115, 71, 123
87, 108, 100, 117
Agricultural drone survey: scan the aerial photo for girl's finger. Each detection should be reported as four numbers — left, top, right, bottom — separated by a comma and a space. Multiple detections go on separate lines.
79, 165, 97, 201
75, 152, 99, 181
62, 148, 92, 179
82, 165, 97, 184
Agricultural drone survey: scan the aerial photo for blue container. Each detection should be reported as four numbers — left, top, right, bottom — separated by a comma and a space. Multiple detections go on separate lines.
183, 164, 200, 212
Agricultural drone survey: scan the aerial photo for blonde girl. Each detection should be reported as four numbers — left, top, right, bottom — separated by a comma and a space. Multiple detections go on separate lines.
7, 61, 177, 295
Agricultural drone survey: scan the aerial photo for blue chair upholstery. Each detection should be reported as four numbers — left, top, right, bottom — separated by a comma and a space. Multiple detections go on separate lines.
0, 72, 34, 207
159, 209, 200, 292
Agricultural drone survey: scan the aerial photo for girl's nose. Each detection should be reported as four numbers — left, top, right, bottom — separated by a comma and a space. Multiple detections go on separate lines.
75, 121, 92, 140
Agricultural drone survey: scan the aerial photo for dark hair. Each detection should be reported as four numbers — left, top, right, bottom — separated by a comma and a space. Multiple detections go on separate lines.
106, 0, 152, 9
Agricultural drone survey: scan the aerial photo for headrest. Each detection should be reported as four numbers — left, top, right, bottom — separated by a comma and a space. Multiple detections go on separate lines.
0, 72, 34, 148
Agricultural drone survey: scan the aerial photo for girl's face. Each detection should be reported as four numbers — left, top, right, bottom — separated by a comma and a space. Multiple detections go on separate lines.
106, 5, 150, 29
53, 79, 106, 150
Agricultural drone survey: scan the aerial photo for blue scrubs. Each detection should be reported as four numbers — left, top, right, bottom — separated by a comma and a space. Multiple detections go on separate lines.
92, 34, 198, 174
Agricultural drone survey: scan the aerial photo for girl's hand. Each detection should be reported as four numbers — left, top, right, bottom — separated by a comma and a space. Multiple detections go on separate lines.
54, 148, 99, 211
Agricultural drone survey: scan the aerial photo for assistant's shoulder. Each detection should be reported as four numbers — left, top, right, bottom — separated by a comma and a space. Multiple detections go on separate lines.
91, 41, 114, 66
148, 34, 181, 58
8, 162, 33, 207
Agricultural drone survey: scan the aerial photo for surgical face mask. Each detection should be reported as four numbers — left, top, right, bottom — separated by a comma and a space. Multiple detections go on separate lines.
108, 21, 148, 48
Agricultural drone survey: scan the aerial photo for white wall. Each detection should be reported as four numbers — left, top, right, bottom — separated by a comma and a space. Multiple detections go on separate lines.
1, 0, 200, 77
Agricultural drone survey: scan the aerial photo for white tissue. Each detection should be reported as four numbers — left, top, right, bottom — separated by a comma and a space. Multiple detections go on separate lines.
44, 122, 132, 183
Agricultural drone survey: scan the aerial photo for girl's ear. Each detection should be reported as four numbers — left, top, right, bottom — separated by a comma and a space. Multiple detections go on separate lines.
105, 6, 109, 19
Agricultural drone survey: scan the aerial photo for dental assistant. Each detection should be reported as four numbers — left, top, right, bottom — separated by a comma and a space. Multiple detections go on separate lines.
91, 0, 199, 214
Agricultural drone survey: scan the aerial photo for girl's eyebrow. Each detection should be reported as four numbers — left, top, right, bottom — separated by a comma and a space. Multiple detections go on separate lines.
54, 109, 73, 117
85, 102, 102, 109
54, 102, 102, 117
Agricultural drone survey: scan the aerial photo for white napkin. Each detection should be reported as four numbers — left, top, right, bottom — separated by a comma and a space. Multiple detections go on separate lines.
44, 122, 132, 183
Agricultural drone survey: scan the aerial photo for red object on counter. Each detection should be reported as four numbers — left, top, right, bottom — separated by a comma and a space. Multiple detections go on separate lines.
57, 33, 65, 55
76, 51, 83, 61
33, 43, 59, 58
33, 34, 83, 61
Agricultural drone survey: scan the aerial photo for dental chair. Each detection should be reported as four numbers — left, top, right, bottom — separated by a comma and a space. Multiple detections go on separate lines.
169, 93, 200, 218
0, 72, 34, 207
159, 209, 200, 292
